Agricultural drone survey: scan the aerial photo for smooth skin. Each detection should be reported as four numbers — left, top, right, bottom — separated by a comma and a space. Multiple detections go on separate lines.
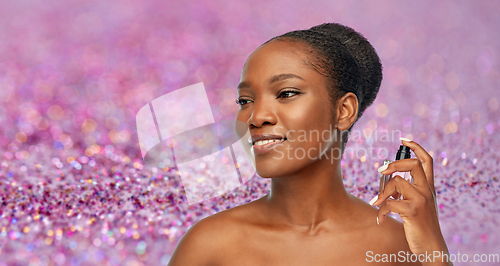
168, 40, 450, 265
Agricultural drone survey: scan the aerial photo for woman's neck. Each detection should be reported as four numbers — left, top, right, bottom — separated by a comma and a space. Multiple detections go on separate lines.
259, 157, 358, 233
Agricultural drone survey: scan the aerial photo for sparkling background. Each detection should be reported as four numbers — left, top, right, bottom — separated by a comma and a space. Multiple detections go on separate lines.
0, 0, 499, 265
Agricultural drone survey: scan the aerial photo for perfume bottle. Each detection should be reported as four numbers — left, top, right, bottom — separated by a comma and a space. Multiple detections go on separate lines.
378, 145, 413, 200
392, 145, 413, 184
378, 160, 392, 195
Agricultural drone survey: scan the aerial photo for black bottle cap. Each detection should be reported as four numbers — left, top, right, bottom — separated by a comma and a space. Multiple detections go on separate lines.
395, 145, 411, 161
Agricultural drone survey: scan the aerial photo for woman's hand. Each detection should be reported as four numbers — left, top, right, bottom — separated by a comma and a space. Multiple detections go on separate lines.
371, 139, 452, 265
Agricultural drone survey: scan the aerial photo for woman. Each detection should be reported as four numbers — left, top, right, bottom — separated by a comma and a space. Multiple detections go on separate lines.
168, 23, 451, 265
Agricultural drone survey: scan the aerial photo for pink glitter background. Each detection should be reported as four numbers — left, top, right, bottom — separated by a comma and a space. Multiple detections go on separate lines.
0, 0, 499, 265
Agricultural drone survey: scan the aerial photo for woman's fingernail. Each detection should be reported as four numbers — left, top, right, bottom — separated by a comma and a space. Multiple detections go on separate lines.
369, 195, 378, 205
400, 137, 412, 142
376, 216, 379, 225
378, 164, 388, 173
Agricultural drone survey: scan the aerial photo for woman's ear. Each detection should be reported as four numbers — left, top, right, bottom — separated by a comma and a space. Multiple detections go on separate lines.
336, 92, 359, 132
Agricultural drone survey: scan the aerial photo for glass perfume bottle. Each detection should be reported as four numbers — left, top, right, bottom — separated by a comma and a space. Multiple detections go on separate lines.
378, 160, 392, 195
392, 145, 413, 184
379, 145, 413, 200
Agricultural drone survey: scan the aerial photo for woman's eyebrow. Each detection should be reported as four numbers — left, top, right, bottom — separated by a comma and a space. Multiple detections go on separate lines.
237, 73, 305, 90
268, 73, 305, 84
237, 81, 250, 90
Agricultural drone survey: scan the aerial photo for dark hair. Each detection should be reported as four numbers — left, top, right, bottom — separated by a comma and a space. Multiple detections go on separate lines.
263, 23, 382, 152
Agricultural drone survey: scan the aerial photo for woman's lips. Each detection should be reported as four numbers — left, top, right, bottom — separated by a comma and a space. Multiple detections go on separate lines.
251, 139, 286, 155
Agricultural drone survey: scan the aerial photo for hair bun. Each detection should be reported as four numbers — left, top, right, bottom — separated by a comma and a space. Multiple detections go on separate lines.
308, 23, 382, 118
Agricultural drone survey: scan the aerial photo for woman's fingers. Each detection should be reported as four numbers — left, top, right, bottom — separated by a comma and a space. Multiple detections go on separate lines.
374, 175, 437, 225
378, 158, 432, 196
376, 199, 411, 224
372, 175, 420, 206
400, 139, 436, 196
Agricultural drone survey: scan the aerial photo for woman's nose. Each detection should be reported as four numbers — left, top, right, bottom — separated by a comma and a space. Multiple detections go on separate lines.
248, 98, 278, 128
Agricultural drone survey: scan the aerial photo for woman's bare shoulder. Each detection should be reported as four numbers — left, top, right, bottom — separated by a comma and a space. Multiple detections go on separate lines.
167, 199, 261, 265
167, 214, 221, 265
376, 214, 412, 250
360, 204, 418, 262
352, 200, 420, 264
195, 199, 259, 233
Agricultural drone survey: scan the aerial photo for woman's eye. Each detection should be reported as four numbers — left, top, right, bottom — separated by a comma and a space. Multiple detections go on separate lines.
278, 90, 300, 99
235, 98, 251, 106
236, 90, 299, 106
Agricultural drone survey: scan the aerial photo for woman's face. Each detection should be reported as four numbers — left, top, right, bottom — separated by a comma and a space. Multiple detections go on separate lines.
236, 40, 341, 178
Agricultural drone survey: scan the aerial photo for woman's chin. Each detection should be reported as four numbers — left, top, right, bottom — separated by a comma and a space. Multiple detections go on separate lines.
255, 162, 298, 179
255, 165, 281, 178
